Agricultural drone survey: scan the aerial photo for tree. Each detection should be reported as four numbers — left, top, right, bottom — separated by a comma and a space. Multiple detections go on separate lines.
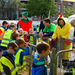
0, 0, 24, 19
63, 7, 75, 18
26, 0, 58, 19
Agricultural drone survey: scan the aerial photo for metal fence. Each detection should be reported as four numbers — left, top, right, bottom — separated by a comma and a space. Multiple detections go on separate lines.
51, 37, 75, 75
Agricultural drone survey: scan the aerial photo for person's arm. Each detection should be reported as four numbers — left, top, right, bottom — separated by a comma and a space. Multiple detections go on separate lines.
21, 47, 29, 56
52, 26, 58, 39
43, 32, 54, 37
2, 64, 11, 75
35, 66, 45, 75
62, 23, 71, 39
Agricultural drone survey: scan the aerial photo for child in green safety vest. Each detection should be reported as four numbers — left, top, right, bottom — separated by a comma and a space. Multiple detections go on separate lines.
15, 38, 29, 75
29, 29, 34, 44
0, 24, 16, 57
1, 42, 18, 75
39, 33, 50, 46
10, 31, 19, 43
32, 42, 50, 75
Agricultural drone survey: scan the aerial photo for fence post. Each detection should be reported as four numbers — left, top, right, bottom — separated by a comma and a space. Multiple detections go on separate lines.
51, 48, 56, 75
33, 32, 37, 52
29, 46, 32, 75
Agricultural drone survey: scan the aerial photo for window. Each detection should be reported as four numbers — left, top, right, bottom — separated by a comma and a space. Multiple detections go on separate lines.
52, 15, 55, 21
61, 0, 63, 3
4, 12, 8, 18
35, 16, 38, 20
68, 2, 72, 5
58, 5, 61, 13
55, 0, 57, 2
68, 6, 70, 10
0, 2, 1, 7
11, 11, 15, 18
0, 13, 2, 18
63, 6, 66, 13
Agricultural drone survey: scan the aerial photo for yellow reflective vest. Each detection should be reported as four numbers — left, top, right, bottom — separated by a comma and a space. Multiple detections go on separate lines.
1, 29, 13, 47
15, 49, 26, 74
30, 36, 34, 44
1, 56, 16, 75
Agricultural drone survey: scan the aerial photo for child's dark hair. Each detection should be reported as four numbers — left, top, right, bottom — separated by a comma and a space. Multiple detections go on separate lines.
7, 42, 18, 49
11, 31, 19, 39
8, 24, 15, 29
58, 18, 64, 22
16, 38, 25, 46
44, 18, 50, 24
2, 21, 8, 26
36, 42, 50, 53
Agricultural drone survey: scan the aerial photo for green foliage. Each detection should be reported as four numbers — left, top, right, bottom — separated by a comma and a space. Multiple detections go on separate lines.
26, 0, 58, 18
0, 0, 24, 19
63, 7, 75, 18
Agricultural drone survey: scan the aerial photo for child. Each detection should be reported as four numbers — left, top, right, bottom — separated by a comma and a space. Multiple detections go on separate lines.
15, 38, 29, 75
39, 33, 50, 45
23, 31, 28, 42
18, 28, 23, 38
10, 31, 19, 43
38, 32, 43, 42
0, 24, 16, 57
32, 42, 50, 75
1, 42, 18, 75
29, 29, 34, 44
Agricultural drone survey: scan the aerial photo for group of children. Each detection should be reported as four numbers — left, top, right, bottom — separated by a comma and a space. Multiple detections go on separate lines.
0, 21, 50, 75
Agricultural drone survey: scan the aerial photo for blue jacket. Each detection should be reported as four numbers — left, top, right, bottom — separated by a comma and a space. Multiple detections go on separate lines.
2, 50, 15, 61
9, 39, 16, 43
32, 54, 47, 75
15, 47, 29, 65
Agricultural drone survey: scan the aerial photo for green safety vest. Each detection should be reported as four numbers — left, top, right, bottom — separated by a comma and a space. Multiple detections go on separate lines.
11, 40, 16, 42
0, 27, 4, 32
0, 59, 1, 71
72, 68, 75, 75
1, 56, 16, 75
38, 38, 43, 42
30, 36, 34, 44
15, 49, 26, 74
1, 29, 13, 47
39, 38, 50, 45
37, 27, 39, 32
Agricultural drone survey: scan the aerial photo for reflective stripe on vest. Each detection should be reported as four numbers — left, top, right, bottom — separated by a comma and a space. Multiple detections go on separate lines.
1, 57, 16, 75
0, 27, 5, 40
15, 49, 26, 73
1, 29, 13, 47
30, 36, 34, 44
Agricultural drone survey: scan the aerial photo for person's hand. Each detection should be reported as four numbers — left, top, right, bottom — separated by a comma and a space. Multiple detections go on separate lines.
73, 37, 75, 40
61, 37, 64, 39
39, 33, 43, 38
53, 39, 56, 41
73, 49, 75, 53
26, 42, 29, 47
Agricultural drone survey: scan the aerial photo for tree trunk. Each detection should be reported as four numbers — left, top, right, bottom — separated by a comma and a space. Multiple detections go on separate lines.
2, 12, 4, 20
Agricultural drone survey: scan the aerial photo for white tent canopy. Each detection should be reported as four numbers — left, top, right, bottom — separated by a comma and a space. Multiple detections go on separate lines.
68, 14, 75, 23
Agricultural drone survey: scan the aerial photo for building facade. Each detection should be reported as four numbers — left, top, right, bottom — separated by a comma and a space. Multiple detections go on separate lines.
52, 0, 74, 22
0, 0, 75, 21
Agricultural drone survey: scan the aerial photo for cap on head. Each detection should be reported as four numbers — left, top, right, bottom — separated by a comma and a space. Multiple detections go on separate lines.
21, 12, 28, 18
